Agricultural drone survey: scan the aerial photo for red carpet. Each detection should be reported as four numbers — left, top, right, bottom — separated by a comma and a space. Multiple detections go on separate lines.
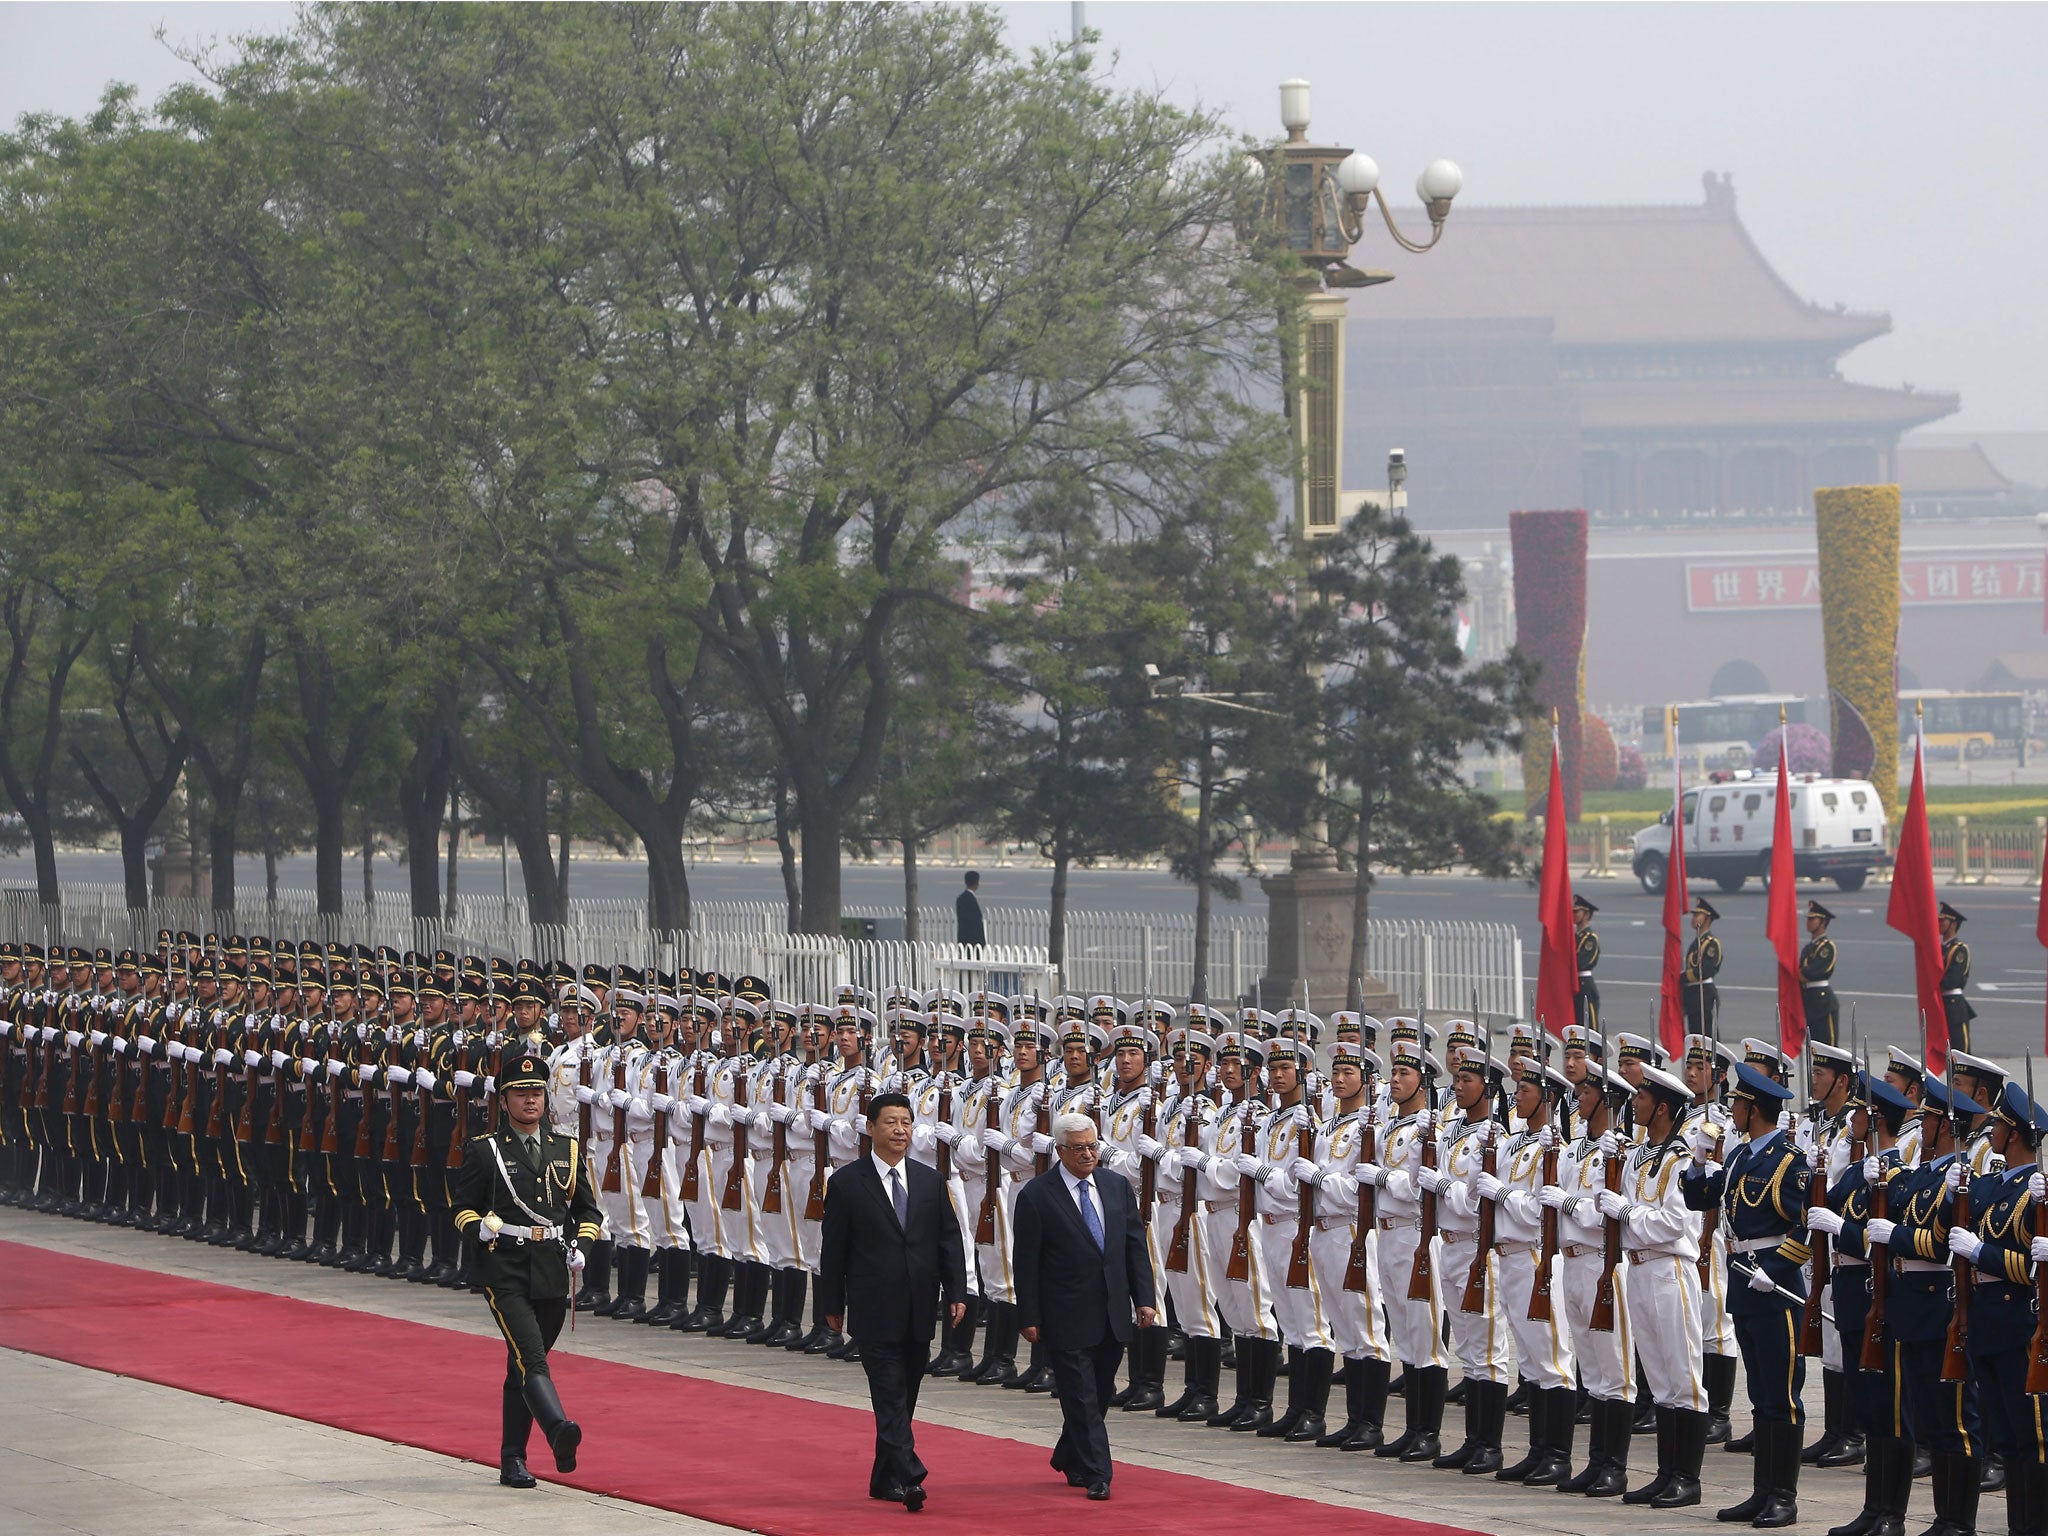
0, 1238, 1476, 1536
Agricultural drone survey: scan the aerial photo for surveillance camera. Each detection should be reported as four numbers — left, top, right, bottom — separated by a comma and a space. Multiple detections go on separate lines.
1388, 449, 1405, 466
1143, 663, 1160, 679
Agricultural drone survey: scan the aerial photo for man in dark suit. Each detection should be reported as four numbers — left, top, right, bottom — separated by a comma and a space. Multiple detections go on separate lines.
955, 871, 985, 947
819, 1091, 968, 1513
1013, 1109, 1158, 1501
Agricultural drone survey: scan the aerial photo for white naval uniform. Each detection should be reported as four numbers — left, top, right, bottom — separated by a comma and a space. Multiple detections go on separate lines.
955, 1072, 1007, 1301
677, 1049, 725, 1262
546, 1034, 606, 1239
1556, 1132, 1633, 1402
1099, 1084, 1165, 1308
634, 1045, 692, 1252
1681, 1101, 1735, 1359
1434, 1117, 1513, 1386
590, 1037, 653, 1248
1255, 1101, 1334, 1352
979, 1078, 1050, 1305
1621, 1135, 1704, 1411
1155, 1089, 1221, 1338
1304, 1105, 1393, 1364
1199, 1095, 1279, 1343
745, 1054, 805, 1270
1374, 1108, 1449, 1370
908, 1068, 978, 1298
1493, 1127, 1573, 1391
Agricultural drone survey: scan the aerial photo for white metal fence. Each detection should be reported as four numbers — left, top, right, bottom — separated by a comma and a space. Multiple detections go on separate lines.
1, 884, 1521, 1015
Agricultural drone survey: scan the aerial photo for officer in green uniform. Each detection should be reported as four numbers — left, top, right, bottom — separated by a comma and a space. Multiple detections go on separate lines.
1938, 903, 1975, 1055
452, 1049, 603, 1489
1573, 894, 1601, 1032
1799, 902, 1839, 1048
1684, 897, 1722, 1037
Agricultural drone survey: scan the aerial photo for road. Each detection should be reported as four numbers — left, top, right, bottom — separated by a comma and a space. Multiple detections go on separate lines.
8, 850, 2043, 1062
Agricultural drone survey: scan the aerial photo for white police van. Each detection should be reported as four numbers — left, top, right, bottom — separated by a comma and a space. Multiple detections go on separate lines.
1630, 772, 1891, 896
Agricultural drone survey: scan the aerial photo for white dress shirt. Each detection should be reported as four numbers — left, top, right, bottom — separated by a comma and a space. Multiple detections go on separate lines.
1060, 1161, 1102, 1235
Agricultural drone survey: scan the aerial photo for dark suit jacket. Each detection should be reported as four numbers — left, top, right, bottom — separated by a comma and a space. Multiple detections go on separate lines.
1012, 1166, 1155, 1350
818, 1155, 967, 1344
955, 889, 985, 946
450, 1125, 604, 1299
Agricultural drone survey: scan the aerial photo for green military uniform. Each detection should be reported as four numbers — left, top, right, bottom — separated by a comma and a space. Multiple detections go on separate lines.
1684, 896, 1722, 1038
1799, 901, 1839, 1049
452, 1050, 602, 1488
1939, 903, 1974, 1056
1573, 894, 1601, 1032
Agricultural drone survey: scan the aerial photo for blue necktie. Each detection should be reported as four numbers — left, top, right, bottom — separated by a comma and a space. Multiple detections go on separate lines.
1079, 1178, 1104, 1250
890, 1167, 908, 1228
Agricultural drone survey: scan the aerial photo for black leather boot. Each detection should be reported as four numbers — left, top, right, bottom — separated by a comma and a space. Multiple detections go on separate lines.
521, 1375, 581, 1474
1228, 1337, 1279, 1432
1720, 1414, 1773, 1523
1210, 1337, 1262, 1428
1752, 1419, 1802, 1528
1943, 1453, 1983, 1536
1561, 1391, 1610, 1493
500, 1385, 537, 1487
1332, 1356, 1389, 1451
1259, 1347, 1307, 1438
1122, 1326, 1168, 1413
1706, 1352, 1737, 1445
609, 1247, 649, 1321
1587, 1397, 1634, 1497
680, 1252, 723, 1331
1830, 1433, 1889, 1536
1499, 1383, 1550, 1482
1650, 1407, 1707, 1509
1626, 1406, 1677, 1505
1171, 1336, 1221, 1423
640, 1247, 682, 1326
576, 1239, 613, 1312
1462, 1379, 1507, 1475
1400, 1366, 1448, 1462
1284, 1348, 1334, 1442
971, 1302, 1015, 1383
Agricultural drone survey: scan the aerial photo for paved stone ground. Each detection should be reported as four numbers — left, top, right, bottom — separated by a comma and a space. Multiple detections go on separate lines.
0, 1206, 1877, 1535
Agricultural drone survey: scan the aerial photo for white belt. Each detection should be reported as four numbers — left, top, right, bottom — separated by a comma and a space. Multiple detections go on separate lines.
1898, 1258, 1949, 1274
1943, 990, 1965, 997
1315, 1214, 1352, 1233
1806, 980, 1831, 990
491, 1223, 563, 1245
1438, 1228, 1475, 1243
1729, 1235, 1785, 1254
1835, 1256, 1869, 1268
1578, 970, 1595, 978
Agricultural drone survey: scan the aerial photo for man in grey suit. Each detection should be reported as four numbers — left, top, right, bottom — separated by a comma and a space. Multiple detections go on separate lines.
1013, 1110, 1158, 1501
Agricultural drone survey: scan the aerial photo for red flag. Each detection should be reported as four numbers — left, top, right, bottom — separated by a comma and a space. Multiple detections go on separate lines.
1535, 732, 1580, 1037
1887, 727, 1948, 1073
1658, 729, 1691, 1058
1767, 749, 1806, 1057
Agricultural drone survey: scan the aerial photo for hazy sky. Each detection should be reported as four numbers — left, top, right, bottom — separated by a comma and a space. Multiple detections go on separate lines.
4, 1, 2041, 432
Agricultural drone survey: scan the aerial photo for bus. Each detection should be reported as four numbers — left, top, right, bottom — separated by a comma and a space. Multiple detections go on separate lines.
1640, 695, 1809, 769
1898, 691, 2025, 758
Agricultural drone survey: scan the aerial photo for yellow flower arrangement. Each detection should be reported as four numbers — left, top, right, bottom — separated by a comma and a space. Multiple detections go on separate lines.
1814, 484, 1900, 814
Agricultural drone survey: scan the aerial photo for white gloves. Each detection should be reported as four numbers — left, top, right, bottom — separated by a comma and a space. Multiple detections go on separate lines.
911, 1124, 936, 1152
482, 1077, 495, 1095
414, 1071, 436, 1093
1944, 1163, 1965, 1194
112, 1037, 127, 1055
806, 1106, 829, 1131
481, 1212, 504, 1238
271, 1050, 289, 1071
1474, 1172, 1506, 1203
708, 1104, 731, 1128
1948, 1228, 1984, 1264
2033, 1172, 2047, 1202
243, 1049, 260, 1068
1864, 1156, 1883, 1182
980, 1127, 1009, 1152
1030, 1133, 1054, 1156
1865, 1218, 1897, 1248
606, 1088, 630, 1109
386, 1066, 412, 1087
455, 1072, 477, 1090
1690, 1129, 1715, 1161
211, 1048, 233, 1067
1537, 1184, 1565, 1210
1597, 1131, 1620, 1158
853, 1114, 869, 1137
935, 1123, 957, 1145
573, 1085, 595, 1105
763, 1101, 789, 1123
1291, 1157, 1322, 1186
136, 1033, 155, 1054
1805, 1207, 1845, 1237
1596, 1189, 1632, 1222
568, 1248, 586, 1275
1177, 1146, 1208, 1170
1538, 1124, 1557, 1149
1747, 1265, 1778, 1293
325, 1059, 347, 1079
1232, 1150, 1263, 1178
1355, 1161, 1384, 1188
685, 1096, 710, 1116
1136, 1135, 1164, 1160
359, 1063, 380, 1084
1417, 1166, 1449, 1195
2032, 1236, 2048, 1265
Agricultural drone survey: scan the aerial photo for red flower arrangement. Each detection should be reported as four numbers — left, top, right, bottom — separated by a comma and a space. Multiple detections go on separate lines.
1511, 510, 1588, 819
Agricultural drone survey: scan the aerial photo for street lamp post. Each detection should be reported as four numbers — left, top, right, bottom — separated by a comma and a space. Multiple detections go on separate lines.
1256, 79, 1461, 1011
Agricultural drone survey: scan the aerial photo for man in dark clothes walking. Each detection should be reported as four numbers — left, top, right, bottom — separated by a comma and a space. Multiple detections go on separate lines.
955, 871, 986, 947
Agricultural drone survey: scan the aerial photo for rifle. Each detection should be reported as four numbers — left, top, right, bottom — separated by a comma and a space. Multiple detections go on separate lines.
355, 1029, 380, 1161
1407, 1098, 1440, 1301
1138, 1086, 1157, 1219
680, 1056, 708, 1202
932, 1079, 951, 1186
1697, 1116, 1727, 1285
446, 1030, 472, 1170
130, 998, 156, 1126
2026, 1052, 2048, 1392
857, 1075, 874, 1161
1529, 1127, 1560, 1322
1799, 1094, 1833, 1356
1859, 1036, 1891, 1370
1461, 1119, 1498, 1313
81, 999, 105, 1123
641, 1055, 671, 1199
1166, 1093, 1199, 1273
803, 1065, 830, 1222
410, 1017, 434, 1169
1590, 1113, 1624, 1332
763, 1068, 789, 1213
175, 1007, 199, 1137
1032, 1079, 1050, 1175
576, 1043, 594, 1159
1344, 1095, 1379, 1292
604, 1039, 629, 1195
319, 1023, 343, 1157
1225, 1097, 1258, 1283
720, 1055, 751, 1212
1942, 1050, 1972, 1383
263, 1015, 288, 1147
205, 1007, 231, 1142
1286, 1106, 1316, 1289
59, 994, 84, 1117
975, 1078, 1005, 1246
234, 1011, 259, 1144
107, 998, 130, 1128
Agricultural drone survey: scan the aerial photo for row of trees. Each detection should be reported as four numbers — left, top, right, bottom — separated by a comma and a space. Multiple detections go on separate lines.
0, 4, 1531, 998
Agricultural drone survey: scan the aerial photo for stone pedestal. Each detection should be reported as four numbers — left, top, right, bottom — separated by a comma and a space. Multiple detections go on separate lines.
1259, 855, 1401, 1015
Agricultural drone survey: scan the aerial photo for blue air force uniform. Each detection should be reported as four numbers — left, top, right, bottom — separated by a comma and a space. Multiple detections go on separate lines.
1883, 1083, 1984, 1460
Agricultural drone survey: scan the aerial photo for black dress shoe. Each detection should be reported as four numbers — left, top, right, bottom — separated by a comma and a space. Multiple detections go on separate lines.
1086, 1482, 1111, 1501
903, 1485, 926, 1513
871, 1484, 906, 1503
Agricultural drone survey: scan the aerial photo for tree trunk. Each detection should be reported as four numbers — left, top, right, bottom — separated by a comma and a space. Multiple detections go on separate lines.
555, 785, 570, 904
1347, 808, 1375, 1011
208, 812, 240, 917
797, 794, 843, 937
120, 826, 150, 910
1048, 842, 1071, 971
444, 802, 460, 920
397, 691, 457, 921
312, 790, 345, 914
453, 746, 562, 923
134, 623, 265, 915
361, 820, 375, 907
645, 833, 691, 933
264, 844, 279, 904
27, 812, 59, 907
773, 775, 800, 934
902, 832, 920, 943
1191, 756, 1216, 1005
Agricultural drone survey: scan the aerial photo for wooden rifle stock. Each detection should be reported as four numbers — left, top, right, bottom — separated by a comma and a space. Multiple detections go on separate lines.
857, 1081, 874, 1162
107, 1005, 130, 1127
1344, 1103, 1378, 1292
604, 1048, 628, 1194
318, 1033, 341, 1155
1166, 1097, 1199, 1273
81, 1006, 105, 1121
1225, 1104, 1258, 1284
1590, 1131, 1623, 1332
235, 1021, 259, 1144
1286, 1111, 1315, 1290
1407, 1110, 1440, 1302
36, 998, 58, 1111
2027, 1163, 2048, 1392
1861, 1157, 1892, 1371
640, 1058, 670, 1199
60, 1001, 84, 1117
1942, 1166, 1973, 1382
1138, 1090, 1157, 1218
354, 1050, 378, 1160
206, 1020, 230, 1141
763, 1070, 790, 1213
130, 1005, 156, 1126
680, 1059, 707, 1202
1459, 1124, 1498, 1313
1697, 1125, 1725, 1285
1032, 1082, 1049, 1175
974, 1082, 1003, 1246
802, 1069, 830, 1222
1529, 1138, 1560, 1323
577, 1049, 594, 1155
264, 1027, 288, 1147
1799, 1147, 1832, 1357
932, 1082, 951, 1186
721, 1065, 751, 1212
446, 1037, 471, 1170
176, 1018, 199, 1136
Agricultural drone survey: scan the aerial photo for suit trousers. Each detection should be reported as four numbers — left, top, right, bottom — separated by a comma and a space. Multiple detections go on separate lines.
482, 1286, 567, 1390
857, 1337, 931, 1496
1046, 1334, 1125, 1488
